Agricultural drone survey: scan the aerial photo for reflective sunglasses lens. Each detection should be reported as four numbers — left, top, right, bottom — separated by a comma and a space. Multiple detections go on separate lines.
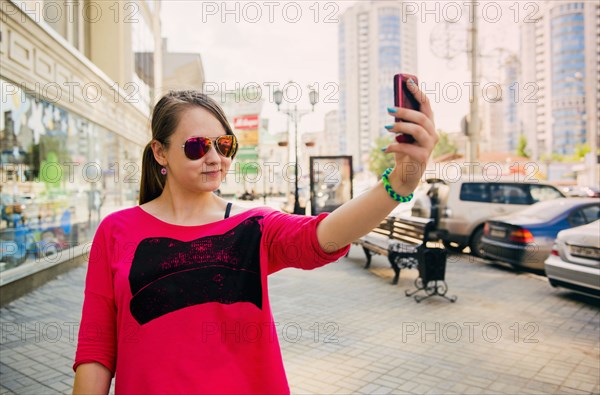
216, 135, 237, 157
184, 137, 211, 160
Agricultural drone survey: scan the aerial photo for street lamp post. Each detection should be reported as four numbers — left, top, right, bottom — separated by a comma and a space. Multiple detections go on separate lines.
273, 86, 318, 215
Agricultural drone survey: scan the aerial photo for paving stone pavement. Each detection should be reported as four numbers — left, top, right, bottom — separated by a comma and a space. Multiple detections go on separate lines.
1, 245, 599, 394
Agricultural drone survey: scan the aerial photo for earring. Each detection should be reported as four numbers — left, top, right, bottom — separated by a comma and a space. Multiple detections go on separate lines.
161, 167, 167, 175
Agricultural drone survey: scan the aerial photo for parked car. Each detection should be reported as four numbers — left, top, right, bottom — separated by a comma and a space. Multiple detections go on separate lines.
411, 177, 566, 256
544, 220, 599, 298
584, 187, 600, 198
480, 198, 599, 271
561, 186, 600, 198
561, 186, 589, 197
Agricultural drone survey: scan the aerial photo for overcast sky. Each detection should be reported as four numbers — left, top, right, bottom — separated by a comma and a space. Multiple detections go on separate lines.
161, 1, 520, 135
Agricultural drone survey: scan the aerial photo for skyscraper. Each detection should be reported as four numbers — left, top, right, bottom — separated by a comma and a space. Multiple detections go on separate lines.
520, 1, 599, 158
504, 55, 521, 154
324, 110, 342, 156
339, 1, 417, 173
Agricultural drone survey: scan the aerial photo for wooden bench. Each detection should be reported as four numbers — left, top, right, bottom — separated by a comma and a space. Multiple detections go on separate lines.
352, 215, 435, 285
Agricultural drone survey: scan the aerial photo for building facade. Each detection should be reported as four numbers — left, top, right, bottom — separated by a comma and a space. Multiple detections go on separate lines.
503, 55, 521, 154
0, 1, 161, 275
481, 99, 505, 154
338, 1, 418, 174
323, 110, 342, 156
480, 54, 521, 156
520, 1, 599, 161
550, 2, 588, 155
162, 39, 206, 92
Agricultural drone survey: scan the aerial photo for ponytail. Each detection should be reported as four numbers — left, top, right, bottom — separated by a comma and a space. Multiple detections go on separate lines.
139, 142, 165, 205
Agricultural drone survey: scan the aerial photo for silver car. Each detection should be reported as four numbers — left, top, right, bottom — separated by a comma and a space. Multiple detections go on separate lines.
545, 220, 600, 298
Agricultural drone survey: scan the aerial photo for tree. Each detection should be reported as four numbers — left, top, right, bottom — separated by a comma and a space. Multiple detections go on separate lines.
516, 135, 530, 158
432, 130, 458, 159
367, 136, 395, 179
542, 144, 591, 163
573, 143, 591, 161
540, 153, 565, 163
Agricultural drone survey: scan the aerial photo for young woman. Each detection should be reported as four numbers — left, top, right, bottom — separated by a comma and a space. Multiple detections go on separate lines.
72, 84, 437, 394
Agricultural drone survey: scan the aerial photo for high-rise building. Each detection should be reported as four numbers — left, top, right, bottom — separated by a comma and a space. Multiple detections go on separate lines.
519, 13, 546, 160
520, 1, 599, 159
339, 1, 417, 173
162, 39, 206, 92
481, 54, 521, 156
481, 100, 505, 153
324, 110, 342, 156
550, 2, 591, 155
504, 55, 521, 154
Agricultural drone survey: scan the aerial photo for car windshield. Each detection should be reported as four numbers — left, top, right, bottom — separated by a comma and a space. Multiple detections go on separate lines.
516, 199, 583, 221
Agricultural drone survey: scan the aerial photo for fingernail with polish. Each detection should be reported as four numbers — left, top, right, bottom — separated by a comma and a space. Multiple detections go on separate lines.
408, 78, 416, 86
380, 147, 387, 152
384, 125, 393, 130
387, 107, 397, 113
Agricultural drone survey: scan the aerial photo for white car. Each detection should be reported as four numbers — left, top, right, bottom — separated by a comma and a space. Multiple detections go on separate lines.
545, 220, 600, 298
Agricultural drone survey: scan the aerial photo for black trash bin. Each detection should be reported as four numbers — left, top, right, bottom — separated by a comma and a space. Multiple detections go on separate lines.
418, 248, 447, 283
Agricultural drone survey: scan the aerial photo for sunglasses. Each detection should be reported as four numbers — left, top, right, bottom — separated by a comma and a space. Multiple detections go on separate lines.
181, 135, 238, 160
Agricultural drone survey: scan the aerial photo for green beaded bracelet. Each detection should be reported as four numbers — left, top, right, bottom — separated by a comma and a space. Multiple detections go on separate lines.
381, 167, 414, 203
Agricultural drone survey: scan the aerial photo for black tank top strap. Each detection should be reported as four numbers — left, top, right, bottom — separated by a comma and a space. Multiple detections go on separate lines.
224, 202, 232, 219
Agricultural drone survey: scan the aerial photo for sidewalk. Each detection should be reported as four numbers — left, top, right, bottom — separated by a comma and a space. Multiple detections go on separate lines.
1, 245, 599, 394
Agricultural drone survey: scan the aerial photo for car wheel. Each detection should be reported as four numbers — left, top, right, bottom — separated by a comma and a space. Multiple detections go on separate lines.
442, 240, 466, 253
470, 228, 485, 258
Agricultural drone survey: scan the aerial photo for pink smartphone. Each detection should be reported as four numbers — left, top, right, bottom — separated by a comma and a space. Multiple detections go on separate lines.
393, 73, 420, 144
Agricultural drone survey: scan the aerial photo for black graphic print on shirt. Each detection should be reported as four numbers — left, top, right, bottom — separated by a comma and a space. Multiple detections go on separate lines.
129, 216, 263, 325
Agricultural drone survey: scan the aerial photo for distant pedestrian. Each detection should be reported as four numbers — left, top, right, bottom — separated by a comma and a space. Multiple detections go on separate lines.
72, 85, 437, 394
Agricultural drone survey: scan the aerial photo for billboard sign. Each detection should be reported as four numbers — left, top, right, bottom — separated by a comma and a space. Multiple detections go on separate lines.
309, 156, 353, 215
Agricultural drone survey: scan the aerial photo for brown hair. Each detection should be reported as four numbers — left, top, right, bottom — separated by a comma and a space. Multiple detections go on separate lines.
139, 90, 236, 205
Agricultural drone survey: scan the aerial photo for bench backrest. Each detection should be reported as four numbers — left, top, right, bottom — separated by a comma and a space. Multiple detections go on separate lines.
390, 215, 434, 246
368, 215, 434, 247
370, 216, 396, 238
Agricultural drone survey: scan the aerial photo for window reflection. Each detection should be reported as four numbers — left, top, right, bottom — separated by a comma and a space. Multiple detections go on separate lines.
0, 79, 140, 272
132, 13, 155, 109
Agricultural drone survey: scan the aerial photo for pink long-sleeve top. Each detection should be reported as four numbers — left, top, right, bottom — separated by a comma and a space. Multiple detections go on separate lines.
73, 205, 350, 394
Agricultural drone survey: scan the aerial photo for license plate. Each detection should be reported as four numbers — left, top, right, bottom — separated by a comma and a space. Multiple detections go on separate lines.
490, 229, 506, 238
569, 245, 600, 260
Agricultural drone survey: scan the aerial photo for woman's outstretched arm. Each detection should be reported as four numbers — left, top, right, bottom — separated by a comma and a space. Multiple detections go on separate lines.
316, 80, 438, 252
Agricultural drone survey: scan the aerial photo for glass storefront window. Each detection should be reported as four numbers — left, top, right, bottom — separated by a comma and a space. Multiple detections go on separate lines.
0, 79, 140, 273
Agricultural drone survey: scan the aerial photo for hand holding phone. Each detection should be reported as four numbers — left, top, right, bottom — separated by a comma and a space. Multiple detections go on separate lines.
393, 74, 420, 144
